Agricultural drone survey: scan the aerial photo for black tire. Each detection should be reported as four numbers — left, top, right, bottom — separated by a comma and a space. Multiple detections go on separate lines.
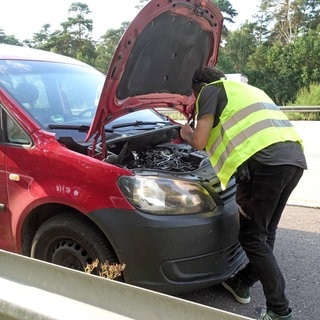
31, 213, 118, 272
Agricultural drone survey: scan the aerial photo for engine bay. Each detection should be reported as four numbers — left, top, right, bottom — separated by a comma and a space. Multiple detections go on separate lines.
88, 124, 208, 173
103, 142, 209, 173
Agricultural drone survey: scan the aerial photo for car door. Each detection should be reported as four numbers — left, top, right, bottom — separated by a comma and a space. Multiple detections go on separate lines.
0, 106, 14, 251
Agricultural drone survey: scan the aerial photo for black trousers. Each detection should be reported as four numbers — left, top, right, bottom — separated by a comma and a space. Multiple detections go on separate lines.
235, 159, 304, 315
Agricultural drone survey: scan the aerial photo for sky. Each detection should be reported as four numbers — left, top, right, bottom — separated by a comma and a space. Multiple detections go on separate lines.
0, 0, 260, 41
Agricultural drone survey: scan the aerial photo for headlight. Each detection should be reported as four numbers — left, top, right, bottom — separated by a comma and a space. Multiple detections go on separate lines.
118, 176, 217, 215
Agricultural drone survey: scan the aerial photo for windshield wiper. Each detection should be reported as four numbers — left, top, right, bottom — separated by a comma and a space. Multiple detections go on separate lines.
47, 124, 90, 132
47, 121, 175, 133
111, 121, 169, 129
47, 124, 113, 133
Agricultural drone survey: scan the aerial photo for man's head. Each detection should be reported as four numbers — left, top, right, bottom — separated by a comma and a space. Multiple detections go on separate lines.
192, 66, 226, 95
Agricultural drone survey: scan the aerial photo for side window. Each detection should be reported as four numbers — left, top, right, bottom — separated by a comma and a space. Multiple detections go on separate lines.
0, 107, 31, 145
7, 116, 31, 145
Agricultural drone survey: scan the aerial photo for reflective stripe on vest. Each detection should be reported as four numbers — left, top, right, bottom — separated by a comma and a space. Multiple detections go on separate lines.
196, 81, 303, 189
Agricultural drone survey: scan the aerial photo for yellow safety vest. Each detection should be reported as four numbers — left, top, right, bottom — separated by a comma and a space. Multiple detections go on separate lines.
196, 80, 303, 189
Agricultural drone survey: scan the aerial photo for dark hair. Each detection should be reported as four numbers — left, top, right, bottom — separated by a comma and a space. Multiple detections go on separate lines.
192, 67, 226, 87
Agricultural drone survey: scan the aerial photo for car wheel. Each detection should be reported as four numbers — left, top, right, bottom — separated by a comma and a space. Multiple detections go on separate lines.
31, 213, 118, 272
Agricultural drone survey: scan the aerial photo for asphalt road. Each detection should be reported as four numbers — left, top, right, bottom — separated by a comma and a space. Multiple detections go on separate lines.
180, 205, 320, 320
180, 121, 320, 320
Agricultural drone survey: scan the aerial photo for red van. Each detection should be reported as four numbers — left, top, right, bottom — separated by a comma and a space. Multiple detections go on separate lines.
0, 0, 245, 294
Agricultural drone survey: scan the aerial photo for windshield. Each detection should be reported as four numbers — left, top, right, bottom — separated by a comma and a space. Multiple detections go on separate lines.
0, 59, 176, 144
0, 60, 105, 128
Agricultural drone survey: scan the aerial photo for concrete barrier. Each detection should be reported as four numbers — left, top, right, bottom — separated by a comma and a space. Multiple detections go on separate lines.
0, 250, 253, 319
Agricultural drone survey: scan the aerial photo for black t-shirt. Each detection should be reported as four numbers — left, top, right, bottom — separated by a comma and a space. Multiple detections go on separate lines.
196, 82, 307, 169
197, 83, 227, 127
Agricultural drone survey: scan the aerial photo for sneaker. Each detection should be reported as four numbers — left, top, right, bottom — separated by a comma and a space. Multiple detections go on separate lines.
221, 276, 250, 304
258, 309, 293, 320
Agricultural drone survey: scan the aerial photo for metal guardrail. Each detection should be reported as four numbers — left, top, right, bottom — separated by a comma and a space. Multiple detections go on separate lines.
280, 106, 320, 112
0, 250, 253, 320
159, 106, 320, 116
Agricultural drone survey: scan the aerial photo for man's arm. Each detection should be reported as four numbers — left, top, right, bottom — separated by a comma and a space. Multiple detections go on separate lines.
180, 113, 214, 150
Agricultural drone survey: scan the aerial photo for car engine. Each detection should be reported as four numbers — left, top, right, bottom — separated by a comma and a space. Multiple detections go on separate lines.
104, 143, 208, 173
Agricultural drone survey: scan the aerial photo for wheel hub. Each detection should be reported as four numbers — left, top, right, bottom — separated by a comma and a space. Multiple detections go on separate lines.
52, 239, 92, 270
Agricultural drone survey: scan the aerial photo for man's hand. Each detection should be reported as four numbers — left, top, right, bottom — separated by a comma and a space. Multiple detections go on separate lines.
180, 123, 194, 142
180, 114, 214, 150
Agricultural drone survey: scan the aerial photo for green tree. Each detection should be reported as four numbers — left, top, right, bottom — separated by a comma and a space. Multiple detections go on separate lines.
58, 2, 96, 64
256, 0, 320, 44
221, 0, 320, 105
216, 48, 235, 73
61, 2, 93, 39
0, 28, 21, 45
29, 2, 97, 65
210, 0, 239, 39
288, 26, 320, 87
94, 22, 129, 73
220, 22, 258, 72
245, 42, 301, 105
25, 24, 52, 49
302, 0, 320, 31
246, 16, 320, 105
212, 0, 238, 25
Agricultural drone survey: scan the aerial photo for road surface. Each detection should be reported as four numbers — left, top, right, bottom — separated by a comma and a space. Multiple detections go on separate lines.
180, 121, 320, 320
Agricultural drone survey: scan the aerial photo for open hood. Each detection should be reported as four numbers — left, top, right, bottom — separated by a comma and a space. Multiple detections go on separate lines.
87, 0, 223, 140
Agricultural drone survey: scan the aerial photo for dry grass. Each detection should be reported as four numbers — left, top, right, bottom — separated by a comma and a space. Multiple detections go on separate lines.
84, 259, 126, 280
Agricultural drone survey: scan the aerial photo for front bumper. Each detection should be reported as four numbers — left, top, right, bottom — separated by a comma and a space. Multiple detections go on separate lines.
89, 199, 245, 294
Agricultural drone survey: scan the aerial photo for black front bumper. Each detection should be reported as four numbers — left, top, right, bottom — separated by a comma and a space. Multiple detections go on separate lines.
89, 199, 245, 295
